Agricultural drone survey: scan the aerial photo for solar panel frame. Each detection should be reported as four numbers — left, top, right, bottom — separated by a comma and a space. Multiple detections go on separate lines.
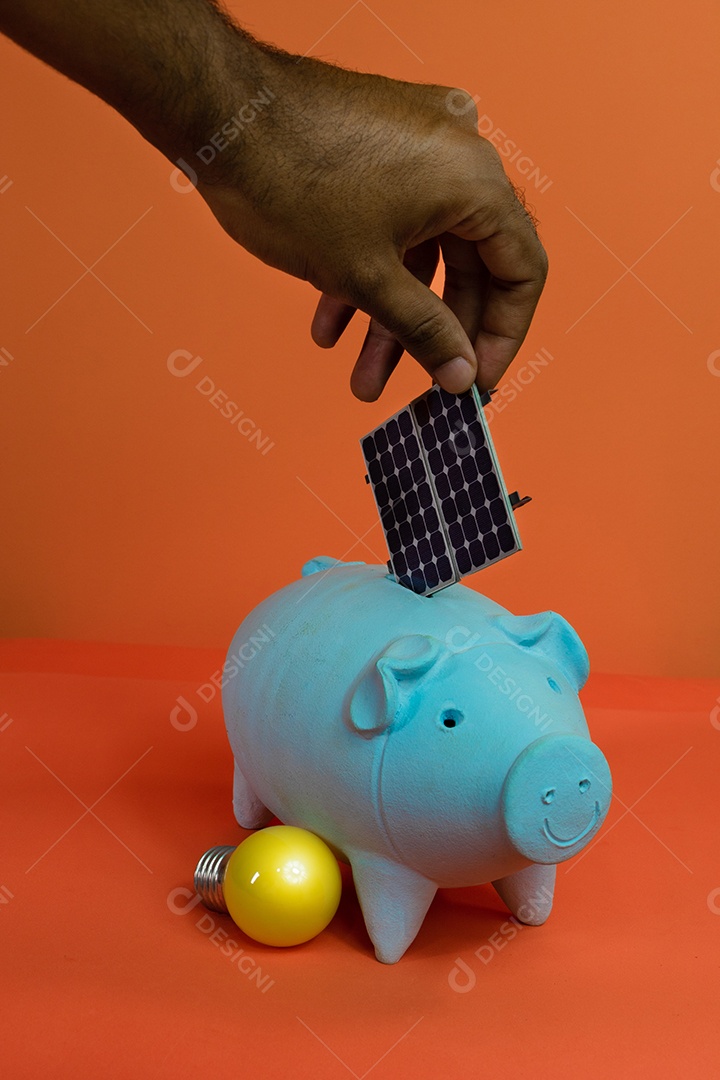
360, 384, 523, 595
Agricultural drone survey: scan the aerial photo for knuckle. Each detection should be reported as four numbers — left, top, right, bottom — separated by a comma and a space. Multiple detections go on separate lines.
442, 86, 480, 124
401, 306, 448, 350
366, 318, 398, 344
343, 260, 392, 306
461, 174, 515, 234
475, 137, 505, 173
489, 180, 548, 268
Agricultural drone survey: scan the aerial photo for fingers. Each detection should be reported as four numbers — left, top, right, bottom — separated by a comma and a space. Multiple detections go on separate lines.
350, 239, 440, 402
349, 320, 404, 402
348, 255, 477, 401
440, 233, 491, 345
473, 221, 548, 389
452, 183, 548, 390
311, 293, 356, 348
311, 144, 547, 400
472, 285, 546, 390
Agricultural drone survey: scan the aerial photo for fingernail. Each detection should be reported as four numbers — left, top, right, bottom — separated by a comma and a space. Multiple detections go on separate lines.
435, 357, 474, 393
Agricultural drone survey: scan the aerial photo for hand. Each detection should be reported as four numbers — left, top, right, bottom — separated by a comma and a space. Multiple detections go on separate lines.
198, 54, 548, 401
0, 0, 547, 401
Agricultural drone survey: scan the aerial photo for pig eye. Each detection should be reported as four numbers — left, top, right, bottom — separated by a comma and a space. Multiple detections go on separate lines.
547, 677, 562, 694
579, 779, 590, 793
439, 708, 463, 729
541, 788, 555, 804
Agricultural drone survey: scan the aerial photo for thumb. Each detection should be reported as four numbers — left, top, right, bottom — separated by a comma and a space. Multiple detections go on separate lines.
353, 259, 477, 394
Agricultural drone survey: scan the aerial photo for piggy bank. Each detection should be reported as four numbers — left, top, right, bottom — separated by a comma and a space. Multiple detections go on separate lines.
222, 557, 612, 963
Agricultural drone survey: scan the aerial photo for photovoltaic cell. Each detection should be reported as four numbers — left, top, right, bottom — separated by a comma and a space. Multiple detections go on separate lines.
360, 385, 523, 595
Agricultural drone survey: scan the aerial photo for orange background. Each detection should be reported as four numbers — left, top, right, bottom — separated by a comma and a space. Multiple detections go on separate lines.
1, 0, 718, 677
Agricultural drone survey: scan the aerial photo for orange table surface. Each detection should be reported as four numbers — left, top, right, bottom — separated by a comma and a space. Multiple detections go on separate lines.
1, 639, 719, 1079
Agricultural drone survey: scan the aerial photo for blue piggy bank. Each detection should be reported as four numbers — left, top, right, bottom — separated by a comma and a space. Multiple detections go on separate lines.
222, 557, 612, 963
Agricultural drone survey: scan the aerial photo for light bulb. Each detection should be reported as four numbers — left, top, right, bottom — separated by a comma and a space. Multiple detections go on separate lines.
194, 826, 342, 947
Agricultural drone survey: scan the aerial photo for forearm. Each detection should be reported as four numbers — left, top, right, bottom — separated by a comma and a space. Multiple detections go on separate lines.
0, 0, 272, 178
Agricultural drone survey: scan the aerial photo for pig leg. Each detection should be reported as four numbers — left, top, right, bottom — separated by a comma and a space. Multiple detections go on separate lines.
349, 852, 437, 964
232, 759, 273, 829
492, 864, 556, 925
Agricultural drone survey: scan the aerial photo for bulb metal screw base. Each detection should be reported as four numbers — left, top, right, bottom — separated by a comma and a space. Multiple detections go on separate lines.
194, 845, 235, 913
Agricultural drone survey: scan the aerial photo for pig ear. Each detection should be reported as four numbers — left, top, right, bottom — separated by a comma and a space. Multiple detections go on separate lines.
493, 612, 590, 691
348, 635, 443, 736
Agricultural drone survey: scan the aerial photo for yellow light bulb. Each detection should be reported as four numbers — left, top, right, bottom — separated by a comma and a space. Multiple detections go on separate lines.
222, 826, 342, 947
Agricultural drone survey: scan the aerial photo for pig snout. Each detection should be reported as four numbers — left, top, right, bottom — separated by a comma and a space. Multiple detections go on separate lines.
501, 734, 612, 865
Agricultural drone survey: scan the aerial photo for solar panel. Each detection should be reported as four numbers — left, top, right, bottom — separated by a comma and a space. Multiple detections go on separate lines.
360, 384, 527, 595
